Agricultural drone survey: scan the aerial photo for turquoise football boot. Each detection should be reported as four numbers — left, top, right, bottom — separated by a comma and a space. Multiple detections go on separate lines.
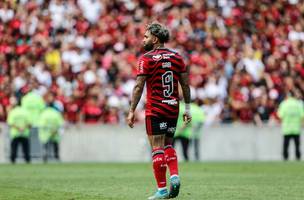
169, 176, 180, 198
148, 188, 169, 200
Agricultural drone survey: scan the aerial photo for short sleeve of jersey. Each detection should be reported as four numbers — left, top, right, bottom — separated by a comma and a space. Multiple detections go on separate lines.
137, 55, 150, 76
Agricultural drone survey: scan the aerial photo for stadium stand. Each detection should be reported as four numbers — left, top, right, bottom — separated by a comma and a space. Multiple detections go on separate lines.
0, 0, 303, 125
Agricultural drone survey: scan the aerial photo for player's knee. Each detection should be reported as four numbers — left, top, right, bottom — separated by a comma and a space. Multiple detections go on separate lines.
165, 137, 174, 146
151, 135, 165, 148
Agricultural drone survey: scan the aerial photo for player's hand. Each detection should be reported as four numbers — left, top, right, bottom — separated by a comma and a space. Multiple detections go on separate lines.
183, 113, 192, 125
127, 111, 135, 128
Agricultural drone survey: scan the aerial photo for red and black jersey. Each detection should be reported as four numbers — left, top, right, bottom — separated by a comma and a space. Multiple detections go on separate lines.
137, 48, 187, 118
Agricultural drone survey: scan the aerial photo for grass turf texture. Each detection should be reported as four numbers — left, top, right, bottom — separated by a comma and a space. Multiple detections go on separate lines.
0, 162, 303, 200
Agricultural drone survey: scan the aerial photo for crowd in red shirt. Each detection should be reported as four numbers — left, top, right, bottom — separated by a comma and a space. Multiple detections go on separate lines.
0, 0, 303, 125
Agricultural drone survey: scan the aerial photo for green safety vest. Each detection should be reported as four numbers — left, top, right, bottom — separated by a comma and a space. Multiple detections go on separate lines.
191, 104, 205, 139
7, 106, 31, 139
278, 97, 304, 135
21, 92, 45, 126
175, 103, 205, 139
38, 107, 64, 144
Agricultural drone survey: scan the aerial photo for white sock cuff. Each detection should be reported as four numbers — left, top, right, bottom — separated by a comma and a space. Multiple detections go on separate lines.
158, 187, 167, 191
170, 174, 179, 179
164, 145, 173, 149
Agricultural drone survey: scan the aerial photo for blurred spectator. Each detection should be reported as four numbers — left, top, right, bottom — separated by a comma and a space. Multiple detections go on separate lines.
21, 84, 45, 127
81, 95, 102, 124
174, 102, 192, 161
190, 101, 205, 161
7, 105, 31, 163
0, 0, 303, 126
278, 92, 304, 161
38, 106, 64, 162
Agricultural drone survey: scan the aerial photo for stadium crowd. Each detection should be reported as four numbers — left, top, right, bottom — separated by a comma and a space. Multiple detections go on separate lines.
0, 0, 304, 125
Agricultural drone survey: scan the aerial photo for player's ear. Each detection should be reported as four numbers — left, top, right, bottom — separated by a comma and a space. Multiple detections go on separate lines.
152, 35, 159, 44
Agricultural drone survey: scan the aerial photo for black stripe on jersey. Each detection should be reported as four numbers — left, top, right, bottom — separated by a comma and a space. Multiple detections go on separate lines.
150, 79, 179, 92
151, 107, 171, 117
151, 109, 177, 118
151, 86, 163, 92
170, 63, 185, 72
150, 66, 164, 76
151, 80, 177, 92
152, 87, 164, 95
150, 71, 169, 78
151, 103, 176, 116
150, 76, 162, 85
148, 61, 155, 66
137, 74, 150, 77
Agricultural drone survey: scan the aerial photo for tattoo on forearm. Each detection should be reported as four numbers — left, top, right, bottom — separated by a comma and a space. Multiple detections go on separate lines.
130, 76, 146, 112
130, 86, 143, 111
180, 72, 191, 104
182, 85, 191, 104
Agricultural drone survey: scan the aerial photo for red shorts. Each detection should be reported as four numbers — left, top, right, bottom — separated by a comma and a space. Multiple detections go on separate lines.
145, 116, 178, 138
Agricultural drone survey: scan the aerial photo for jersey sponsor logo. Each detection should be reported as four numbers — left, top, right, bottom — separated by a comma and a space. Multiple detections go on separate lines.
162, 53, 175, 59
159, 122, 167, 130
161, 99, 177, 105
139, 60, 144, 73
152, 54, 162, 61
162, 62, 171, 68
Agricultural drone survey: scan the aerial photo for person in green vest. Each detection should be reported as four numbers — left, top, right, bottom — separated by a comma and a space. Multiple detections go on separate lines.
21, 91, 45, 127
7, 105, 31, 163
174, 102, 192, 161
278, 92, 304, 161
191, 102, 205, 161
38, 106, 64, 162
174, 101, 205, 161
21, 91, 45, 161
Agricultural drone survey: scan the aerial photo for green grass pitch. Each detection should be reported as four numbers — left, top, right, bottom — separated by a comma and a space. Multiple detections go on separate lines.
0, 162, 303, 200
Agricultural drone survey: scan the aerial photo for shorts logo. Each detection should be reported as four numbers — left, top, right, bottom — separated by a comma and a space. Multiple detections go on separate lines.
159, 122, 167, 130
168, 127, 176, 133
152, 54, 162, 61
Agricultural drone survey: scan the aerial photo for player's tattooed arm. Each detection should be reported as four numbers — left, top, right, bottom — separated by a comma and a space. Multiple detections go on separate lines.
179, 69, 192, 124
129, 76, 147, 112
179, 71, 191, 104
